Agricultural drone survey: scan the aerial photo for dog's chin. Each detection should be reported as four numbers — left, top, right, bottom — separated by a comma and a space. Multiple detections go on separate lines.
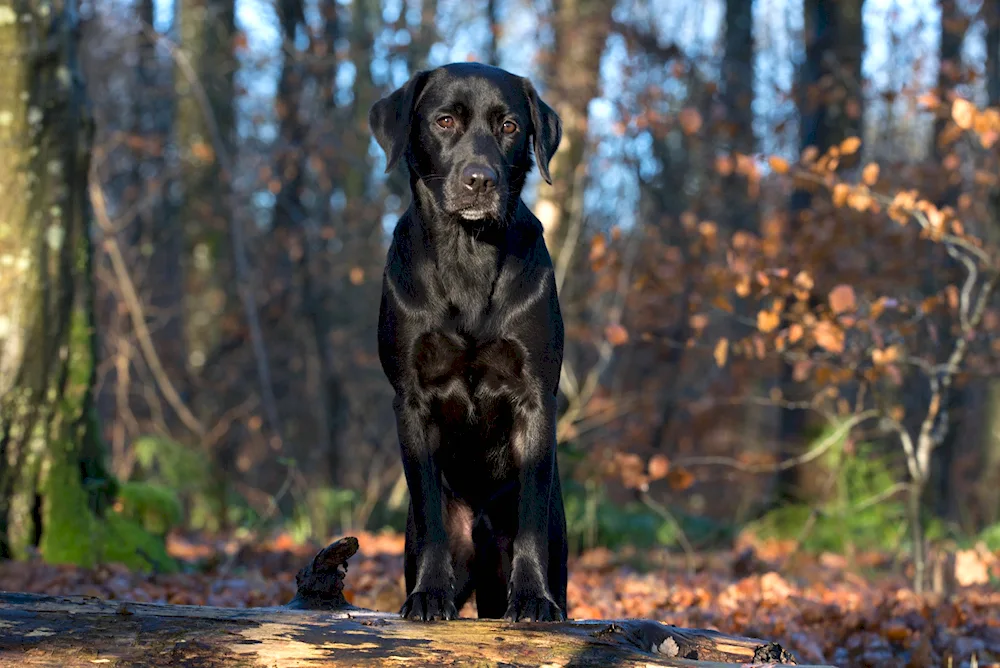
458, 208, 491, 221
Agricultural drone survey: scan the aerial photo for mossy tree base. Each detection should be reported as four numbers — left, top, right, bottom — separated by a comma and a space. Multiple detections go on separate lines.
0, 0, 124, 566
0, 538, 834, 667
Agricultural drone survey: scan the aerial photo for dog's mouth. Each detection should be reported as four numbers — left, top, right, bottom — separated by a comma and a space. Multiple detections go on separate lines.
457, 207, 490, 221
446, 192, 504, 221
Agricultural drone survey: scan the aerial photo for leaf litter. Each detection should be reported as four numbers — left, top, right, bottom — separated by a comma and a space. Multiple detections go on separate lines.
1, 530, 998, 667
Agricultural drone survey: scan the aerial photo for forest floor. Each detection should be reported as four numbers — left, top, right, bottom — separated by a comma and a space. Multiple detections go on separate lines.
1, 530, 999, 667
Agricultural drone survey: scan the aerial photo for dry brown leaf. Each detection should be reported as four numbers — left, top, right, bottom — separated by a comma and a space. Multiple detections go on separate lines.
918, 91, 941, 109
190, 141, 215, 163
813, 321, 845, 354
768, 155, 790, 174
678, 107, 703, 135
828, 284, 857, 315
846, 188, 873, 212
832, 183, 850, 208
735, 275, 752, 297
862, 162, 880, 186
757, 310, 780, 333
952, 98, 976, 130
613, 452, 649, 491
713, 295, 734, 313
647, 454, 670, 481
589, 234, 607, 261
954, 549, 990, 587
872, 346, 900, 366
713, 338, 729, 367
605, 323, 629, 346
839, 136, 862, 155
666, 466, 694, 491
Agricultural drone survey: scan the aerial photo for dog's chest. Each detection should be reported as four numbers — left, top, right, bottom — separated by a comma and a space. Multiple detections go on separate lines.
435, 231, 502, 331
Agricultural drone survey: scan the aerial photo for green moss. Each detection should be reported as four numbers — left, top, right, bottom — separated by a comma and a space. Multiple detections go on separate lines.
749, 439, 910, 554
117, 481, 183, 536
39, 448, 98, 566
133, 434, 208, 493
98, 512, 178, 573
979, 523, 1000, 551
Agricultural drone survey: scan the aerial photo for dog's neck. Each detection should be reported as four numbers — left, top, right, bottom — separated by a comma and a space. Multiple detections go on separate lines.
410, 178, 518, 327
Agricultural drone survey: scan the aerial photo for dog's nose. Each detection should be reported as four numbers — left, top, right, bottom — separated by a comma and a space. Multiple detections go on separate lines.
461, 164, 497, 193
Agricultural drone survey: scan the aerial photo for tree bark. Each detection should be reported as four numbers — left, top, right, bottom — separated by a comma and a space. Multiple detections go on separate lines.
0, 0, 116, 562
135, 0, 187, 431
979, 1, 1000, 529
535, 0, 613, 269
175, 0, 236, 410
0, 538, 831, 667
925, 0, 970, 523
776, 0, 865, 505
988, 0, 1000, 108
720, 0, 757, 233
174, 0, 241, 524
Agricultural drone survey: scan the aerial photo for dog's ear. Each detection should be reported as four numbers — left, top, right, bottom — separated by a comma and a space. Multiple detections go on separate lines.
523, 79, 562, 185
369, 70, 431, 173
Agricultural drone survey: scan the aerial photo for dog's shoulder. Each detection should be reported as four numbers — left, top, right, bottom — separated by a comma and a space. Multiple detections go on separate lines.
515, 200, 545, 237
382, 208, 435, 304
507, 201, 553, 269
385, 208, 427, 264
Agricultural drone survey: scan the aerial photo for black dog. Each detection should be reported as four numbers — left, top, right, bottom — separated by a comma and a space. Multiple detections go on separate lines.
369, 62, 567, 622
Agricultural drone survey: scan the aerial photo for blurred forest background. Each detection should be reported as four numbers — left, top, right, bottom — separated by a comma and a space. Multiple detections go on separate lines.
5, 0, 1000, 601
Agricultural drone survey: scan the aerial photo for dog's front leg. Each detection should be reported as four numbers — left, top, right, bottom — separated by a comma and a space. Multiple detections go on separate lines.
505, 391, 566, 622
395, 393, 457, 621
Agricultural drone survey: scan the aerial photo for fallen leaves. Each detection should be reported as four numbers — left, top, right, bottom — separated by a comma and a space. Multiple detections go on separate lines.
2, 530, 1000, 667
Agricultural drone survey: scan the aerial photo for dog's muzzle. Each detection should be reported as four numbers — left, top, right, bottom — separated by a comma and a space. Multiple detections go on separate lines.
449, 162, 502, 220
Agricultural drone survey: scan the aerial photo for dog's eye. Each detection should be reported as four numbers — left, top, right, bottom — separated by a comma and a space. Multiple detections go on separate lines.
436, 116, 455, 129
501, 120, 518, 135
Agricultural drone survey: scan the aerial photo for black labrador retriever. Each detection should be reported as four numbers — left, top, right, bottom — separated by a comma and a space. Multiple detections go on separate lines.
369, 62, 567, 622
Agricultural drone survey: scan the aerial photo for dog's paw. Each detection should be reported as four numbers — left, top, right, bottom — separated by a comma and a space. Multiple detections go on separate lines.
400, 590, 458, 622
503, 591, 565, 623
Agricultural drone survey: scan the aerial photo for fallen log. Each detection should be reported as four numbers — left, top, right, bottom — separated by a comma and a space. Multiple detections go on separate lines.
0, 537, 834, 667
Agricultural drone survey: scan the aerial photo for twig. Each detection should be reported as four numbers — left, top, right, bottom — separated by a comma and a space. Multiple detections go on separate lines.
674, 410, 879, 474
557, 195, 644, 441
639, 491, 696, 577
90, 180, 206, 439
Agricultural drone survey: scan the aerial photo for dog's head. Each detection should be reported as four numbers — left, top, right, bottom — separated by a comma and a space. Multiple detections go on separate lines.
369, 62, 561, 223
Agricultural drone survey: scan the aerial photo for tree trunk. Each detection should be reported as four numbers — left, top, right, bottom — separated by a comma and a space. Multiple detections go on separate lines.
934, 0, 966, 163
988, 1, 1000, 108
175, 0, 238, 524
0, 538, 830, 667
776, 0, 865, 504
535, 0, 613, 269
0, 0, 115, 562
136, 0, 187, 434
175, 0, 236, 407
485, 0, 500, 66
720, 0, 757, 233
978, 0, 1000, 530
925, 0, 972, 523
